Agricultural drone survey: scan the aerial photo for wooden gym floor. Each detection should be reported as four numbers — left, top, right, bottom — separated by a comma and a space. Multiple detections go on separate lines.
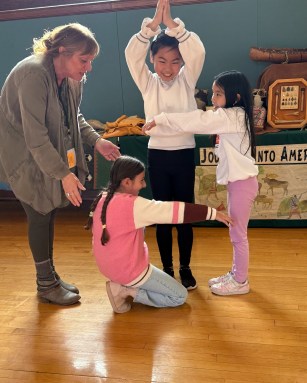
0, 200, 307, 383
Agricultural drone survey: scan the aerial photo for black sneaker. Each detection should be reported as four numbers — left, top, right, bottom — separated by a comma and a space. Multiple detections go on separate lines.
163, 267, 175, 278
179, 267, 197, 290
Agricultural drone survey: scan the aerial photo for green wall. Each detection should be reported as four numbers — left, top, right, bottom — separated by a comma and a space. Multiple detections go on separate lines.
0, 0, 306, 122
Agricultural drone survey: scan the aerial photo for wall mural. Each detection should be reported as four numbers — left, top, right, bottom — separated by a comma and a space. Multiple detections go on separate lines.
195, 143, 307, 220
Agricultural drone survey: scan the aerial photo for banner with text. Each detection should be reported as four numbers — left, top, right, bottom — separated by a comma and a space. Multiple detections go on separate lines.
196, 144, 307, 220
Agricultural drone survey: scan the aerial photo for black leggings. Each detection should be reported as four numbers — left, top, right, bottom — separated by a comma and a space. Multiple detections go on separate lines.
148, 148, 195, 268
21, 202, 57, 264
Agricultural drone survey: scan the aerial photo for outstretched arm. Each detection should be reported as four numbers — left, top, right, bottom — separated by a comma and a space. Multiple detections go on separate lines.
183, 202, 233, 227
142, 108, 236, 136
133, 198, 233, 228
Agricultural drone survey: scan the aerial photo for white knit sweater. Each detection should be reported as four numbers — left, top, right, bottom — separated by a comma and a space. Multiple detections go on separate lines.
125, 17, 205, 150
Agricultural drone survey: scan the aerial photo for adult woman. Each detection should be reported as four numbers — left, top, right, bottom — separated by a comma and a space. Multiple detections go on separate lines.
0, 23, 120, 305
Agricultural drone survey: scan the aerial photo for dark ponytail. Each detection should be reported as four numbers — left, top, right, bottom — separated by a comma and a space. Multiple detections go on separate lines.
85, 155, 145, 246
214, 70, 256, 159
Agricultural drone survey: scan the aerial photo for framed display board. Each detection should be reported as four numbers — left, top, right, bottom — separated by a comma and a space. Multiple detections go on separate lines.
267, 78, 307, 129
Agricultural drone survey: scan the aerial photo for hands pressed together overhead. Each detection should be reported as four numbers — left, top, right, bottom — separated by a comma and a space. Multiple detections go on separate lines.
148, 0, 178, 32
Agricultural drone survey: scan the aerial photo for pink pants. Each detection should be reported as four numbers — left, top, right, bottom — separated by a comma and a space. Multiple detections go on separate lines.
227, 176, 258, 283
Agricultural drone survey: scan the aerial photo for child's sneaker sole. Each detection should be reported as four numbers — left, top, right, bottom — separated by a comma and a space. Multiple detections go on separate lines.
186, 283, 198, 291
210, 276, 250, 296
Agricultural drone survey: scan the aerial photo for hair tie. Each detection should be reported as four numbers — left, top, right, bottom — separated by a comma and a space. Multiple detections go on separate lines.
102, 224, 106, 229
89, 211, 93, 217
45, 40, 52, 49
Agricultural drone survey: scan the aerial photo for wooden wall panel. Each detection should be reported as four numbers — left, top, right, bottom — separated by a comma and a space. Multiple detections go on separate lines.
0, 0, 234, 22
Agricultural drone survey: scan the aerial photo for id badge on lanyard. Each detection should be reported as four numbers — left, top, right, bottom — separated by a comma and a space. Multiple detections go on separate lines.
67, 148, 76, 169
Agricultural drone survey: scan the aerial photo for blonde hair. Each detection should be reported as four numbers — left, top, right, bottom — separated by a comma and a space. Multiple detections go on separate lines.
32, 23, 100, 58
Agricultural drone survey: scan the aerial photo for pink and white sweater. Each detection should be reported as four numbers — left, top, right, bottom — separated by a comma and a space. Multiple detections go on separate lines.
92, 193, 216, 286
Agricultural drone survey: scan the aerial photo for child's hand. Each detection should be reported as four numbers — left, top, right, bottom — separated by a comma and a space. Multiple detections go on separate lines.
215, 211, 234, 227
147, 0, 164, 32
142, 120, 157, 134
162, 0, 178, 29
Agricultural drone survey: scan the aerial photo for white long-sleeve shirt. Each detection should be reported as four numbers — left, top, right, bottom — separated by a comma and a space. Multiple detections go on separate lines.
149, 107, 259, 185
125, 17, 205, 150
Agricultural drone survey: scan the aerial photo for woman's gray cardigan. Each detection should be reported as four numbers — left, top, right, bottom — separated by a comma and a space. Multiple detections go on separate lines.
0, 54, 100, 214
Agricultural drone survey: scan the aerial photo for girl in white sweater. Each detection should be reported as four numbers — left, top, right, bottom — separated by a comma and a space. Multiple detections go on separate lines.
143, 70, 259, 296
125, 0, 205, 290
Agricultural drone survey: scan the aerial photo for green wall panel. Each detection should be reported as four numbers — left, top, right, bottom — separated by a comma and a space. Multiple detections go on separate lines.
258, 0, 307, 47
0, 13, 124, 122
1, 0, 307, 122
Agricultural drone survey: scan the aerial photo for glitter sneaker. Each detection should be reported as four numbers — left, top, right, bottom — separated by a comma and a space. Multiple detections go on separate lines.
210, 275, 249, 296
208, 271, 232, 287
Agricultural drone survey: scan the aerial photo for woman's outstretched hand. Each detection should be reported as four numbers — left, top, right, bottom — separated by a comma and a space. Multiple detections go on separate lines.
216, 211, 234, 227
95, 138, 121, 161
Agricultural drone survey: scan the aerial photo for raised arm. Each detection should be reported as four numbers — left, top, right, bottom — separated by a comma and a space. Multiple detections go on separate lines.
162, 0, 205, 87
147, 0, 164, 31
162, 0, 178, 29
125, 1, 163, 93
